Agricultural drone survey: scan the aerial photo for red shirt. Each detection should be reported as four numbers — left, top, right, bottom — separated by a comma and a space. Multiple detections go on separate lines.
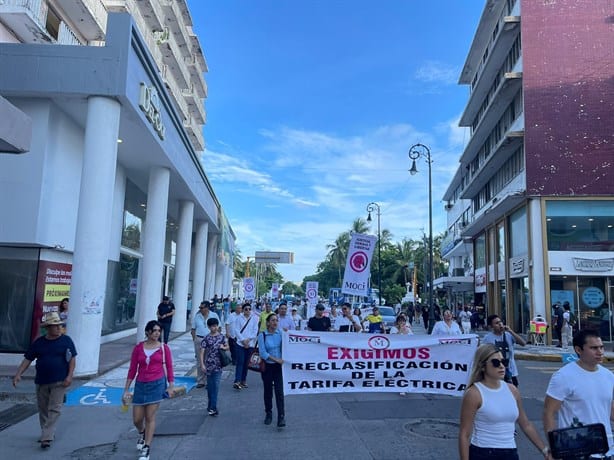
127, 342, 174, 383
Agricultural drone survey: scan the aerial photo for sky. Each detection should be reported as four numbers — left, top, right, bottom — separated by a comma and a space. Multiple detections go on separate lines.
186, 1, 486, 284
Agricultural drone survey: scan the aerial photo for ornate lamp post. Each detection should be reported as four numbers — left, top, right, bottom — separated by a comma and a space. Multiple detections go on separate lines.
408, 143, 434, 333
366, 202, 382, 306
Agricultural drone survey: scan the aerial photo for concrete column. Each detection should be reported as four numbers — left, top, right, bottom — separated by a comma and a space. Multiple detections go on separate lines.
192, 221, 208, 304
109, 165, 126, 262
205, 234, 218, 300
171, 200, 194, 331
136, 166, 170, 339
68, 96, 120, 377
529, 198, 547, 317
223, 265, 232, 297
215, 259, 224, 298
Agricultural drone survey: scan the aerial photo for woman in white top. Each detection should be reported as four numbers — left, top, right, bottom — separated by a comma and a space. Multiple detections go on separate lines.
431, 309, 462, 335
459, 344, 550, 460
389, 314, 413, 335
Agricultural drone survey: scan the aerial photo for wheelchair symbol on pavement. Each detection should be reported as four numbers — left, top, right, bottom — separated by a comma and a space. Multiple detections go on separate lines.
561, 353, 578, 363
79, 388, 112, 405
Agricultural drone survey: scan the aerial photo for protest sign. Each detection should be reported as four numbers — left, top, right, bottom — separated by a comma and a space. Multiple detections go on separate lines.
282, 331, 478, 396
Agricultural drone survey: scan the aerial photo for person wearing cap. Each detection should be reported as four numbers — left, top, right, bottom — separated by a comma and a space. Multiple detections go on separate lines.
291, 306, 303, 330
364, 306, 386, 333
13, 312, 77, 449
156, 296, 175, 344
191, 301, 220, 388
307, 304, 332, 331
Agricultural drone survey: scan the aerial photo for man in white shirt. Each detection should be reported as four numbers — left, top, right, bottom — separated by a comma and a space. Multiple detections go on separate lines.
277, 302, 295, 331
291, 306, 303, 330
233, 303, 259, 389
336, 302, 362, 332
544, 329, 614, 455
225, 303, 243, 365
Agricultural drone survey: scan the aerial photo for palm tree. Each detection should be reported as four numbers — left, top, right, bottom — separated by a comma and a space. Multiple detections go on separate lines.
326, 233, 349, 286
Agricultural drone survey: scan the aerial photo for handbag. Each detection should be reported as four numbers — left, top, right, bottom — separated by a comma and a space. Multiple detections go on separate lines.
160, 343, 187, 398
247, 347, 265, 373
219, 347, 232, 367
247, 332, 267, 373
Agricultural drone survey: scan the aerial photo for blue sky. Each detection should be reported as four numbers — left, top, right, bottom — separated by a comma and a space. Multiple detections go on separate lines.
186, 1, 485, 283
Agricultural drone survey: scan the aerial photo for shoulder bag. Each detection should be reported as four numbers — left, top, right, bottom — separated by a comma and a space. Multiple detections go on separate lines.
218, 337, 232, 367
161, 343, 187, 398
247, 332, 266, 373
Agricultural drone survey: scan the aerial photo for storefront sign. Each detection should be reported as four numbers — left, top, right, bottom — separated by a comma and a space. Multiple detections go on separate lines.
572, 257, 614, 272
283, 331, 478, 396
139, 83, 165, 140
509, 256, 528, 277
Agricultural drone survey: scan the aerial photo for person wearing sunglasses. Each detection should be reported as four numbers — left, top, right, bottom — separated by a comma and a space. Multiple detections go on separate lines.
459, 344, 550, 460
481, 315, 526, 387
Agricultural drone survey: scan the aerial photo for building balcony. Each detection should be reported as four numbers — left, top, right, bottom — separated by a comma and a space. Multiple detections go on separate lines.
160, 0, 191, 59
460, 128, 524, 200
158, 29, 191, 90
55, 0, 107, 41
459, 72, 522, 165
182, 86, 206, 124
163, 71, 190, 121
184, 119, 204, 151
134, 0, 164, 31
0, 0, 52, 43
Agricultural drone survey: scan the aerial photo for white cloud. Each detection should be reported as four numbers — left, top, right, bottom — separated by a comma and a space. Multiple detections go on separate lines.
414, 60, 459, 85
207, 120, 466, 281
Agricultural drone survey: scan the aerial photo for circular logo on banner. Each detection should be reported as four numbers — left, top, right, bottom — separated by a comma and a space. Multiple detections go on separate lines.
244, 282, 254, 293
368, 335, 390, 350
307, 288, 317, 300
349, 251, 369, 273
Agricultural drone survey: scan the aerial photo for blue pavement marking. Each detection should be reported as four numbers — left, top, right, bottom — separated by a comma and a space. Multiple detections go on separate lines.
561, 352, 578, 363
65, 376, 197, 406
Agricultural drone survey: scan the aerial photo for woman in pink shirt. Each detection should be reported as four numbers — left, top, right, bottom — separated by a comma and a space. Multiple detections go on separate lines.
123, 320, 174, 460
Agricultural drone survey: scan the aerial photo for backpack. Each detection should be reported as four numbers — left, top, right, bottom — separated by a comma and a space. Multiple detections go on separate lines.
568, 311, 577, 327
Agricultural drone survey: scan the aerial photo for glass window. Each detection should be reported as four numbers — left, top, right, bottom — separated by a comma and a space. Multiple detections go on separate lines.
497, 223, 505, 262
546, 200, 614, 251
475, 234, 486, 268
122, 210, 142, 250
102, 253, 139, 335
0, 248, 39, 351
509, 207, 527, 256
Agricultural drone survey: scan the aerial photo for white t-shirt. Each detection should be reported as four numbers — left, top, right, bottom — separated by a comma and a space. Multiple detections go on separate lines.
430, 320, 462, 336
547, 361, 614, 449
459, 311, 471, 323
336, 315, 361, 332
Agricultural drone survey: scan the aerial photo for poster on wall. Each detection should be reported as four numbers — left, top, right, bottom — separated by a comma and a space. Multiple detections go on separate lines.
32, 260, 72, 340
550, 290, 575, 311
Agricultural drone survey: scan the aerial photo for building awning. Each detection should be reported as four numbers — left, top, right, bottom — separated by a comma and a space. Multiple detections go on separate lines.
434, 275, 474, 293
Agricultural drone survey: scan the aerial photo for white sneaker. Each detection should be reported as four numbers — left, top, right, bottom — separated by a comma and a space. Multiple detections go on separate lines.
136, 432, 145, 451
138, 445, 150, 460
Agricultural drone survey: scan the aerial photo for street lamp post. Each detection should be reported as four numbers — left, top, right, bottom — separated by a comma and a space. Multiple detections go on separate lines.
366, 202, 382, 306
408, 143, 434, 333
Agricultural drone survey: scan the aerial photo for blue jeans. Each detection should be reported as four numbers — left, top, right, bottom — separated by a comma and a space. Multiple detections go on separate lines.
469, 445, 518, 460
206, 371, 222, 411
234, 344, 252, 384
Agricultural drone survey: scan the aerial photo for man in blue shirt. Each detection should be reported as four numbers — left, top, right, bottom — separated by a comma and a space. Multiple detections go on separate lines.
13, 312, 77, 449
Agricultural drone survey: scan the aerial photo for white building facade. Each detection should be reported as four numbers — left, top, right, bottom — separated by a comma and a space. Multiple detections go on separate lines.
0, 3, 235, 375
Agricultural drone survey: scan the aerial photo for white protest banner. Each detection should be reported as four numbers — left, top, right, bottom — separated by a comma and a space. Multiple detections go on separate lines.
271, 283, 279, 299
282, 331, 478, 396
305, 281, 318, 308
243, 277, 255, 300
341, 233, 377, 296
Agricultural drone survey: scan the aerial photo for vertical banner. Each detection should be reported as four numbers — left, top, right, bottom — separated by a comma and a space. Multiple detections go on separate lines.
341, 233, 377, 296
271, 282, 279, 299
32, 260, 72, 340
243, 277, 255, 300
306, 281, 319, 308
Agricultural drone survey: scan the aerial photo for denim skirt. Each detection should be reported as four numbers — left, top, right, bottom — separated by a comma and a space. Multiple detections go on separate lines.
133, 377, 166, 405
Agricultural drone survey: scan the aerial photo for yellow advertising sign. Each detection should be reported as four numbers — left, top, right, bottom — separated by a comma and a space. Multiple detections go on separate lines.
44, 284, 71, 302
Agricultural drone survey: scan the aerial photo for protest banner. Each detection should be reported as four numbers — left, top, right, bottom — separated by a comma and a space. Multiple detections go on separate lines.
341, 233, 377, 296
282, 331, 478, 396
243, 277, 255, 300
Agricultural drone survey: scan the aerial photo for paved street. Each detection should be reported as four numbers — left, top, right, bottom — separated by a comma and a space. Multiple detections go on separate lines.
1, 325, 613, 459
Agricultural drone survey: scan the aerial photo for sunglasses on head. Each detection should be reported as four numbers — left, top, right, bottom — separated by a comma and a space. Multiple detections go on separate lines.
487, 358, 509, 368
